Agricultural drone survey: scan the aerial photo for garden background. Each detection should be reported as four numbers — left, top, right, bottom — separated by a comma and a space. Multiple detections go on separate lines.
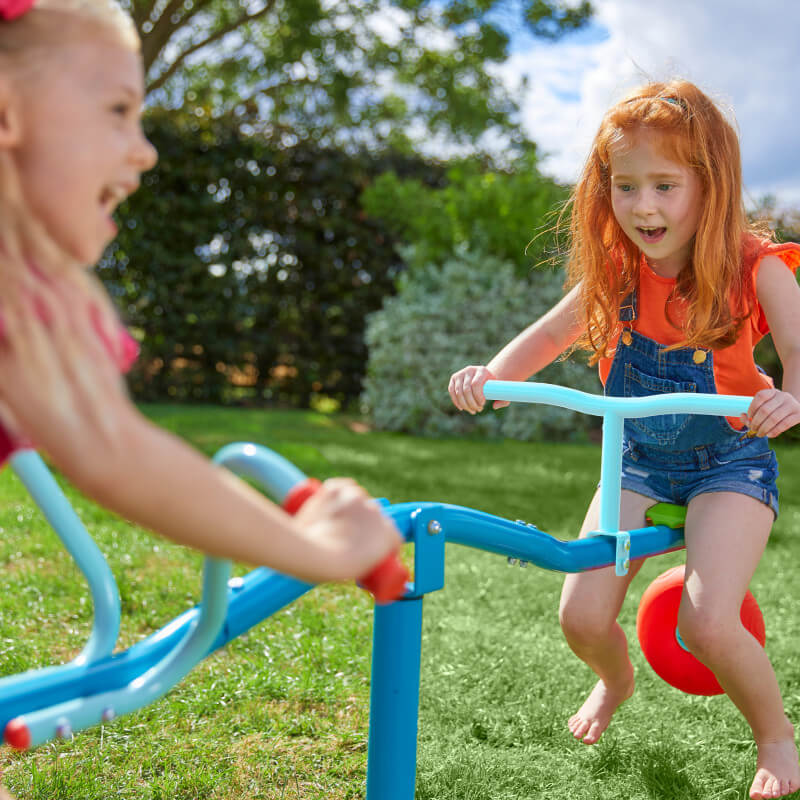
3, 0, 800, 797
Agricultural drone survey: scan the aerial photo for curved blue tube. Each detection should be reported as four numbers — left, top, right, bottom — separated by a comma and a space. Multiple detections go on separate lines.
9, 450, 121, 666
1, 568, 310, 737
2, 443, 311, 747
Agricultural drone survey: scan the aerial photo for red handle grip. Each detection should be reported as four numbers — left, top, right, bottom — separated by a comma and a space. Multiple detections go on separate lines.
281, 478, 408, 604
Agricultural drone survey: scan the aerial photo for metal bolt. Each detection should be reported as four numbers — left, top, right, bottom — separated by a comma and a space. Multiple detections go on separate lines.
507, 557, 518, 566
56, 722, 72, 739
624, 540, 631, 552
427, 520, 442, 536
101, 707, 116, 723
518, 560, 528, 568
623, 558, 630, 571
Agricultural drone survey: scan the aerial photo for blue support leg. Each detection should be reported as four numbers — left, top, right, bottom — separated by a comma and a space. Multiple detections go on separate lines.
366, 596, 424, 800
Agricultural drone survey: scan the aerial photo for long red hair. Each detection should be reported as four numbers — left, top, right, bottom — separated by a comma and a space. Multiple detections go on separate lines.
564, 79, 767, 362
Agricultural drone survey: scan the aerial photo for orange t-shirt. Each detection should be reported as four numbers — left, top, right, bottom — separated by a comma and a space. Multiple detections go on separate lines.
598, 236, 800, 428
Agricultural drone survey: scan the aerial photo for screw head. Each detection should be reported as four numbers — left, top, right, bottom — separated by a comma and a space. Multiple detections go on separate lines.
56, 722, 72, 739
507, 557, 518, 566
427, 520, 442, 535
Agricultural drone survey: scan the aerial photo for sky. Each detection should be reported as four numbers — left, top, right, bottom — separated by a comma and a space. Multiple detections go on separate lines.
495, 0, 800, 209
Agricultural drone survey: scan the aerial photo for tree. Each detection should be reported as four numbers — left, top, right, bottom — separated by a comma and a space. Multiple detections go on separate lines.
125, 0, 593, 155
99, 109, 443, 406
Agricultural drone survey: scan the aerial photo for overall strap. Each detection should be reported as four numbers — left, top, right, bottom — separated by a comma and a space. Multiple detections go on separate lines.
619, 287, 638, 323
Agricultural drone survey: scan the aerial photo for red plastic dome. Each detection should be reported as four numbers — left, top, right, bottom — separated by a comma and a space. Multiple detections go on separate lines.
637, 565, 765, 696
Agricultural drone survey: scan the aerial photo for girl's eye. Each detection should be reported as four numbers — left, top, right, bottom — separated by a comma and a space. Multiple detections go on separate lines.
657, 184, 674, 192
616, 184, 633, 192
112, 103, 131, 116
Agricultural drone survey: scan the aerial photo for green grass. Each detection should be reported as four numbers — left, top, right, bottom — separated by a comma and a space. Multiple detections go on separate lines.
1, 405, 800, 799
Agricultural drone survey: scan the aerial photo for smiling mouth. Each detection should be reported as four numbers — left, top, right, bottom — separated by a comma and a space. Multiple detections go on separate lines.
637, 226, 666, 242
99, 186, 127, 216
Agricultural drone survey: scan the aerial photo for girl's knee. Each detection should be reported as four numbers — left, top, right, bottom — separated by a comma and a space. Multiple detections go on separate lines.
559, 602, 616, 648
676, 605, 738, 663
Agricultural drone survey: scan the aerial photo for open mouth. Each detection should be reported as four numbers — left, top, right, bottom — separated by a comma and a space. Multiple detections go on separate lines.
99, 186, 124, 215
637, 226, 666, 244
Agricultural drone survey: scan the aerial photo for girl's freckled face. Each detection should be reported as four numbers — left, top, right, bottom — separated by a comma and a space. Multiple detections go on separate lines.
11, 37, 158, 266
609, 129, 703, 278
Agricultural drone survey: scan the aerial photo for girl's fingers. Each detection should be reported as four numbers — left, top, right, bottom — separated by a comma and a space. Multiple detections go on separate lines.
746, 390, 800, 437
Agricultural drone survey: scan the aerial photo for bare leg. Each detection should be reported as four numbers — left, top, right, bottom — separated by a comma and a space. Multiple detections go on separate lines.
559, 488, 655, 744
679, 492, 800, 800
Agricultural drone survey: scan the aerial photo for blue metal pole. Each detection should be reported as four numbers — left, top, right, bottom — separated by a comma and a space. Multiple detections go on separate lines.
366, 596, 424, 800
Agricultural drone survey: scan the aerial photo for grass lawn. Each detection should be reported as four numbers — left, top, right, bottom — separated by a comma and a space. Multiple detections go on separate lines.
2, 404, 800, 799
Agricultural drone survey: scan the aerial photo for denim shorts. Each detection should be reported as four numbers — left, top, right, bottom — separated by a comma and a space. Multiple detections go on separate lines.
619, 433, 780, 519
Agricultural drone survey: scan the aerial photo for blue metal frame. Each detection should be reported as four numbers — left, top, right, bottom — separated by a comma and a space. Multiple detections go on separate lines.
0, 382, 754, 798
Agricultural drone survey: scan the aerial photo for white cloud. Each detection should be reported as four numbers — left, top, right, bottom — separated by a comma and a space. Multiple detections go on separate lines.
503, 0, 800, 207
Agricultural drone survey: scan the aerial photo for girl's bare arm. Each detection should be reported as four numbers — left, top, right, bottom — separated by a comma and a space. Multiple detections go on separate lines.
449, 283, 584, 413
748, 256, 800, 438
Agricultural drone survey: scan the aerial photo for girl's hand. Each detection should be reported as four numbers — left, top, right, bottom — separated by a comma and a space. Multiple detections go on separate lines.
0, 272, 131, 471
743, 388, 800, 438
448, 365, 507, 413
293, 478, 403, 582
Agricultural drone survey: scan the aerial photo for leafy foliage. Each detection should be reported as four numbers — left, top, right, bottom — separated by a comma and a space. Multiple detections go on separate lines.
362, 248, 597, 440
99, 110, 444, 405
125, 0, 593, 156
361, 154, 569, 276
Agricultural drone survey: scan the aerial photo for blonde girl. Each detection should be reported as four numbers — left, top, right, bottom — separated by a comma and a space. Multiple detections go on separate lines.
0, 2, 401, 601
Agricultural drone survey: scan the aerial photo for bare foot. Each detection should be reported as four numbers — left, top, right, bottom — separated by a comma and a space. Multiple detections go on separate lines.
568, 675, 634, 745
750, 736, 800, 800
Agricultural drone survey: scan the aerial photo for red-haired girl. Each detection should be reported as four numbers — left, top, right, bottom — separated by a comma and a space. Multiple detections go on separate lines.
449, 80, 800, 800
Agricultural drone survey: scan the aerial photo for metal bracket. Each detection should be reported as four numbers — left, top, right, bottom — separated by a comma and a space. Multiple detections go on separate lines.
588, 529, 631, 576
407, 507, 446, 597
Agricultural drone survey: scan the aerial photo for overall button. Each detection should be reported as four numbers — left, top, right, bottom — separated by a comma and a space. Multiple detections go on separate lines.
622, 330, 633, 346
692, 349, 707, 364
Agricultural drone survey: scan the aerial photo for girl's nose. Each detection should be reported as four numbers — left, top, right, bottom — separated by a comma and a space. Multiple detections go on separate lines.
133, 130, 158, 172
632, 188, 656, 216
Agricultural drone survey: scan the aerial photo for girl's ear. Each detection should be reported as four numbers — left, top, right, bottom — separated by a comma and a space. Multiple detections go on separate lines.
0, 78, 23, 148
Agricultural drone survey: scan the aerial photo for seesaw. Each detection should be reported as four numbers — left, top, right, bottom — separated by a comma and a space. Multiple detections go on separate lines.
0, 381, 766, 800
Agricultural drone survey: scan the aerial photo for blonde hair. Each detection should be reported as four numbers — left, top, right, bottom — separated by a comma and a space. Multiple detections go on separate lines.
0, 0, 139, 64
0, 1, 140, 345
565, 79, 768, 362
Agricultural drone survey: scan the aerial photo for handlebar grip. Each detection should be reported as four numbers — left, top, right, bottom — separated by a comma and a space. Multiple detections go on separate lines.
359, 557, 409, 604
281, 477, 408, 604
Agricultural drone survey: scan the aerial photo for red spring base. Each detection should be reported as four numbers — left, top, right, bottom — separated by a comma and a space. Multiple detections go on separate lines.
4, 718, 31, 751
637, 564, 765, 696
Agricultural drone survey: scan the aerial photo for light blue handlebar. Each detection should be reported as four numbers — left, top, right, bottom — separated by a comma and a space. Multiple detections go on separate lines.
483, 380, 752, 418
10, 450, 121, 666
482, 381, 753, 575
2, 443, 307, 749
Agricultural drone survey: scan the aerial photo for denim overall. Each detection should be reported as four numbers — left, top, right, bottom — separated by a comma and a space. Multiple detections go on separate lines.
604, 288, 779, 518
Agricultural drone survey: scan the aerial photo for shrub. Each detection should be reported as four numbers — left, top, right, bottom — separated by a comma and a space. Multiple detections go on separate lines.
362, 248, 598, 440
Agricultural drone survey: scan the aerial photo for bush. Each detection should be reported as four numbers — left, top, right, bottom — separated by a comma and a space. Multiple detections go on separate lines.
362, 248, 598, 440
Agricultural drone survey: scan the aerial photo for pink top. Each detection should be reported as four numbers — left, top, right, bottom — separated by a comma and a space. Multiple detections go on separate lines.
0, 318, 139, 465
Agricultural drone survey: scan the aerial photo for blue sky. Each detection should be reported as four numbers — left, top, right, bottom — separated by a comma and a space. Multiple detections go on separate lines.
495, 0, 800, 208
